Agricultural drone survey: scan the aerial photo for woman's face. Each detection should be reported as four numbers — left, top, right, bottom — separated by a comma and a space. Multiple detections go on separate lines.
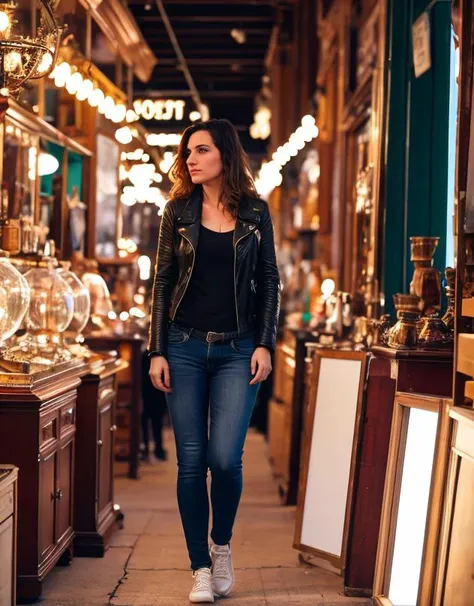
186, 130, 223, 185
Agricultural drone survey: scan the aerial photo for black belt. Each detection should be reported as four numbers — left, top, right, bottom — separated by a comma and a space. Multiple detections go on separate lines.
172, 323, 255, 344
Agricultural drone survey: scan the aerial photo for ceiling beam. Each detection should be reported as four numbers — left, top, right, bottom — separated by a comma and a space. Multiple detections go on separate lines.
139, 15, 271, 23
130, 0, 272, 3
158, 57, 263, 66
133, 89, 257, 98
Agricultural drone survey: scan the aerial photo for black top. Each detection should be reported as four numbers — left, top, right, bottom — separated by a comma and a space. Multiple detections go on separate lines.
174, 224, 238, 332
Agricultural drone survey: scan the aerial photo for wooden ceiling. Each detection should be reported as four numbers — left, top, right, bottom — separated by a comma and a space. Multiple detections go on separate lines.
128, 0, 277, 149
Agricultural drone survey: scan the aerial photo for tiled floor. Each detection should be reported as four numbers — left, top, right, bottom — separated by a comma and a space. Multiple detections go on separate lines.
41, 429, 371, 606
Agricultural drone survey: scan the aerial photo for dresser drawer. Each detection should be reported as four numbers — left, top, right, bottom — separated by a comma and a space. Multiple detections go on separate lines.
60, 404, 76, 436
40, 413, 58, 448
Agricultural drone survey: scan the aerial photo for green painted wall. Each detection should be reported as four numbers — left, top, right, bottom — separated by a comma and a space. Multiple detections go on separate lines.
382, 0, 452, 315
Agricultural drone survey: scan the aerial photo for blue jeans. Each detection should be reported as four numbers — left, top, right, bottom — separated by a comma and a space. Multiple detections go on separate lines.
165, 323, 260, 570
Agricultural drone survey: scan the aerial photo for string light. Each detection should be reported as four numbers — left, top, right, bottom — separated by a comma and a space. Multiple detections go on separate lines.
255, 114, 319, 198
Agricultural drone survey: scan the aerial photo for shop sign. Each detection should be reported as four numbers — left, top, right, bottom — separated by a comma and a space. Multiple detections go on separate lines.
412, 12, 431, 78
133, 99, 186, 121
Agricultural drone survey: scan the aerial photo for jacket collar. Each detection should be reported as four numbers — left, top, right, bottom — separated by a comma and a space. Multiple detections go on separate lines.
176, 187, 260, 248
176, 187, 260, 223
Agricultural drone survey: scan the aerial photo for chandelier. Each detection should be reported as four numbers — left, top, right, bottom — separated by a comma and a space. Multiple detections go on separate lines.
0, 0, 61, 97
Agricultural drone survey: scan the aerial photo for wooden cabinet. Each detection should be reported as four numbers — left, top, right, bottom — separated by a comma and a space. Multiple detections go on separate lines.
86, 335, 145, 479
0, 360, 86, 602
0, 466, 18, 606
268, 328, 318, 504
74, 354, 127, 557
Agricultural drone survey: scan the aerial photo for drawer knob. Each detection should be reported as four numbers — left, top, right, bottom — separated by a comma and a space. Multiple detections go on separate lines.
98, 439, 103, 447
110, 425, 117, 432
51, 489, 63, 500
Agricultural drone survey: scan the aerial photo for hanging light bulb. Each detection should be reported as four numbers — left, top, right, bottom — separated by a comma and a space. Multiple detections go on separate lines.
0, 10, 11, 34
115, 126, 133, 145
4, 51, 22, 74
111, 103, 127, 123
66, 71, 83, 95
76, 78, 93, 101
38, 152, 59, 177
88, 87, 104, 108
36, 52, 53, 75
53, 62, 71, 87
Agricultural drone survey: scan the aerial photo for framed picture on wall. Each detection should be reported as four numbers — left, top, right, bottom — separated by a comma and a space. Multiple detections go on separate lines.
293, 348, 368, 574
95, 133, 119, 258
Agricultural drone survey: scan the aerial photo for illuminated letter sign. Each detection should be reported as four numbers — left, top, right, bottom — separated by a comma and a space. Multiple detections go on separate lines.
133, 99, 186, 121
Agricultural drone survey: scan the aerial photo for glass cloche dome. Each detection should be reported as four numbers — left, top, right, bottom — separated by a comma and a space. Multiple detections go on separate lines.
58, 262, 91, 357
0, 252, 30, 349
81, 260, 114, 333
8, 258, 74, 365
59, 262, 91, 338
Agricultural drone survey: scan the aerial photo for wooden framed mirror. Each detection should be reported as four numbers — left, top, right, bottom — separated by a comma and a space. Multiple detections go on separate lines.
293, 348, 368, 574
373, 394, 450, 606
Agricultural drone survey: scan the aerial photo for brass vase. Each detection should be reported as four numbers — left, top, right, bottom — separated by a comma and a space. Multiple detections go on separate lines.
387, 294, 421, 350
409, 237, 441, 315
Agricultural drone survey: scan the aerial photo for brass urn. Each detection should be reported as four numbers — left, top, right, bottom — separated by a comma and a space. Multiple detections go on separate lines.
409, 237, 442, 315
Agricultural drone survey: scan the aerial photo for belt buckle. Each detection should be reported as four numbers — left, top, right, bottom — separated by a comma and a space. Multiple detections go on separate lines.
206, 331, 223, 343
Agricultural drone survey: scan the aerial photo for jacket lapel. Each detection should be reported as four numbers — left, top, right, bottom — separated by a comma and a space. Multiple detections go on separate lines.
176, 187, 203, 250
234, 195, 260, 245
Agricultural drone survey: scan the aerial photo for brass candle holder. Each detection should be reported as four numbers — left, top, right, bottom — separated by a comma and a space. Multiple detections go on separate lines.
409, 237, 442, 315
387, 294, 421, 350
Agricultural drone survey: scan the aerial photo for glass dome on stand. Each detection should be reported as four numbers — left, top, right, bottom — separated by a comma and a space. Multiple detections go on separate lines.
6, 256, 75, 366
0, 250, 31, 372
58, 261, 92, 358
81, 259, 115, 334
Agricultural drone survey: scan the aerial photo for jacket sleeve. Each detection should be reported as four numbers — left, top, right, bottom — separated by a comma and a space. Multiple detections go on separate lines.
148, 201, 176, 355
256, 203, 281, 353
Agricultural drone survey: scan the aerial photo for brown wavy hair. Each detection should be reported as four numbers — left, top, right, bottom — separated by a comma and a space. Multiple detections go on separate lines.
170, 119, 258, 218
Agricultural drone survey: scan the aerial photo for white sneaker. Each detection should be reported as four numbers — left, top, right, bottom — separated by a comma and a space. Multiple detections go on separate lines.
210, 543, 235, 597
189, 567, 214, 603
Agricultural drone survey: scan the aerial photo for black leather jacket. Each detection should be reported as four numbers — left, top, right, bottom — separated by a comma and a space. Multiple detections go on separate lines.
148, 187, 281, 356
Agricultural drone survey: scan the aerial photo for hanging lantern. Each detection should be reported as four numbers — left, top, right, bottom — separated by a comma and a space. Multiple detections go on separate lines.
0, 0, 62, 98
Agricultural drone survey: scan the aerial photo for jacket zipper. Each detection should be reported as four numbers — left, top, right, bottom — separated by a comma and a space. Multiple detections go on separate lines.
251, 279, 256, 294
233, 231, 252, 332
172, 233, 195, 320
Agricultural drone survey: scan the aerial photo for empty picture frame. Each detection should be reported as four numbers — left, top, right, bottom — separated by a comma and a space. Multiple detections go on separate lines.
294, 348, 368, 573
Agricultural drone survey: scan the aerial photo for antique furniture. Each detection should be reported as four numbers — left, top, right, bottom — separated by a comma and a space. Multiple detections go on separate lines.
0, 465, 18, 606
267, 327, 318, 504
0, 360, 87, 602
344, 354, 395, 597
369, 347, 453, 605
85, 334, 145, 479
74, 353, 128, 557
294, 348, 368, 574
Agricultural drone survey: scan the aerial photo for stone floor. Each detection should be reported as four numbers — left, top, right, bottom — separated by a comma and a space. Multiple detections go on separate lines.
41, 429, 371, 606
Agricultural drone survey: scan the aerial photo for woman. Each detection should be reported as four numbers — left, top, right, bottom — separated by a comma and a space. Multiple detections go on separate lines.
148, 119, 280, 603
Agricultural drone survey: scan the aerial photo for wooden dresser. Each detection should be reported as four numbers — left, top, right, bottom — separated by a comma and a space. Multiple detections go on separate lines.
0, 466, 18, 606
0, 360, 87, 602
74, 353, 128, 557
268, 327, 318, 504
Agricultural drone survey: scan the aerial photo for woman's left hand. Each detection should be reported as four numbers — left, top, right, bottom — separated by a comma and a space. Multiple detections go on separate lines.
250, 347, 272, 385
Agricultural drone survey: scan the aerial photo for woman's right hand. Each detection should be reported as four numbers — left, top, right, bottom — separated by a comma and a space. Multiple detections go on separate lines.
149, 356, 172, 393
